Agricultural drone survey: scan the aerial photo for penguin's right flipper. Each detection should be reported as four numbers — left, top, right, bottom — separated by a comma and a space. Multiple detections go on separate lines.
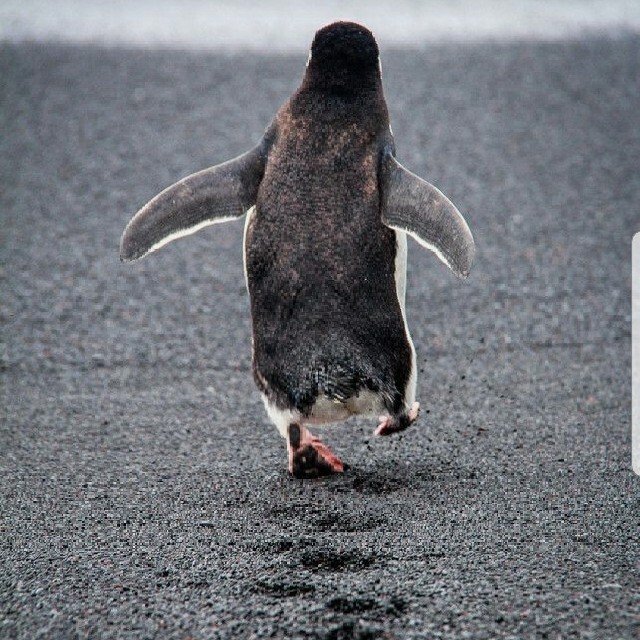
120, 139, 269, 262
380, 154, 475, 278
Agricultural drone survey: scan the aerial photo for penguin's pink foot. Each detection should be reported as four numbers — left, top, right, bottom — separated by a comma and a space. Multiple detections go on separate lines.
287, 424, 344, 478
375, 401, 420, 436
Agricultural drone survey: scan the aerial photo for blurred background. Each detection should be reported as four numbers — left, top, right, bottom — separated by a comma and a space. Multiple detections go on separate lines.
2, 0, 640, 51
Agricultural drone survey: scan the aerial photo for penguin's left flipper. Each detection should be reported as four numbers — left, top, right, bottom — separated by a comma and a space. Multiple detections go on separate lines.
380, 154, 475, 278
120, 140, 268, 262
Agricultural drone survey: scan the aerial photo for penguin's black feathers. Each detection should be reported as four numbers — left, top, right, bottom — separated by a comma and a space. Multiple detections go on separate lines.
120, 20, 474, 426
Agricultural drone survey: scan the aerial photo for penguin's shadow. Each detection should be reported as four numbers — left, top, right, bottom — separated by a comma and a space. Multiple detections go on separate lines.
264, 459, 469, 541
284, 457, 465, 497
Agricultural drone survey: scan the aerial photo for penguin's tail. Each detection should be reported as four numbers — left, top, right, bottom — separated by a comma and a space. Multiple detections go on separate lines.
282, 361, 365, 416
272, 355, 399, 418
302, 360, 395, 415
313, 363, 363, 404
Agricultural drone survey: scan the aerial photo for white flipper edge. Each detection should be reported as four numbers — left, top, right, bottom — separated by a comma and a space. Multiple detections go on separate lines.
120, 141, 268, 262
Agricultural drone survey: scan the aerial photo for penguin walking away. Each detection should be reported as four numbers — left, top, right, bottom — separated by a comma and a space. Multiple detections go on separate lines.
120, 21, 475, 478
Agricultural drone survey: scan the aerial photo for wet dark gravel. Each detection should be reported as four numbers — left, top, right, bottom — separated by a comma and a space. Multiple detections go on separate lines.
1, 36, 639, 639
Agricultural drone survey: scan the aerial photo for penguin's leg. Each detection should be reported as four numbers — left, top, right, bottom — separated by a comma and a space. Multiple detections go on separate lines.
375, 402, 420, 436
261, 395, 344, 477
287, 423, 345, 478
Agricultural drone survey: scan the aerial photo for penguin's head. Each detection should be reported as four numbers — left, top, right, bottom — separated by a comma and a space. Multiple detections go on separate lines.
305, 22, 380, 92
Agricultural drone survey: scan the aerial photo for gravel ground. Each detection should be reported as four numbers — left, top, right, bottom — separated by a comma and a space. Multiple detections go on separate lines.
1, 36, 639, 639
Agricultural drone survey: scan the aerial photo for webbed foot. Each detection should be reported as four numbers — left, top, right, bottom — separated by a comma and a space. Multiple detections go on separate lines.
375, 401, 420, 436
287, 423, 344, 478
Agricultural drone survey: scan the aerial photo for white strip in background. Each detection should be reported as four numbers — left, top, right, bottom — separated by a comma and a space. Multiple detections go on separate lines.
633, 233, 640, 475
1, 0, 639, 51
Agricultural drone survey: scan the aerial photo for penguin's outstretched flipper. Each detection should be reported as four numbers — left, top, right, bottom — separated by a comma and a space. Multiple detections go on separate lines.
120, 141, 269, 262
380, 153, 475, 279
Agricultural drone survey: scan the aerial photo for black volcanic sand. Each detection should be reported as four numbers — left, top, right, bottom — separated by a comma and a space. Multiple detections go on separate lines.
1, 37, 639, 639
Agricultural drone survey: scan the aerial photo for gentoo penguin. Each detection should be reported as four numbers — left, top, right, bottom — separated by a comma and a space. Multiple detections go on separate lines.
120, 21, 474, 478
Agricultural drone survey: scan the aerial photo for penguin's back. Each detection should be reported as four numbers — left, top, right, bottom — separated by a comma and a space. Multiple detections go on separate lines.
245, 91, 412, 416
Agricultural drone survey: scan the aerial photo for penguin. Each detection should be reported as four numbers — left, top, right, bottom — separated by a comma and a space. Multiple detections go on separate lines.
120, 21, 475, 478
